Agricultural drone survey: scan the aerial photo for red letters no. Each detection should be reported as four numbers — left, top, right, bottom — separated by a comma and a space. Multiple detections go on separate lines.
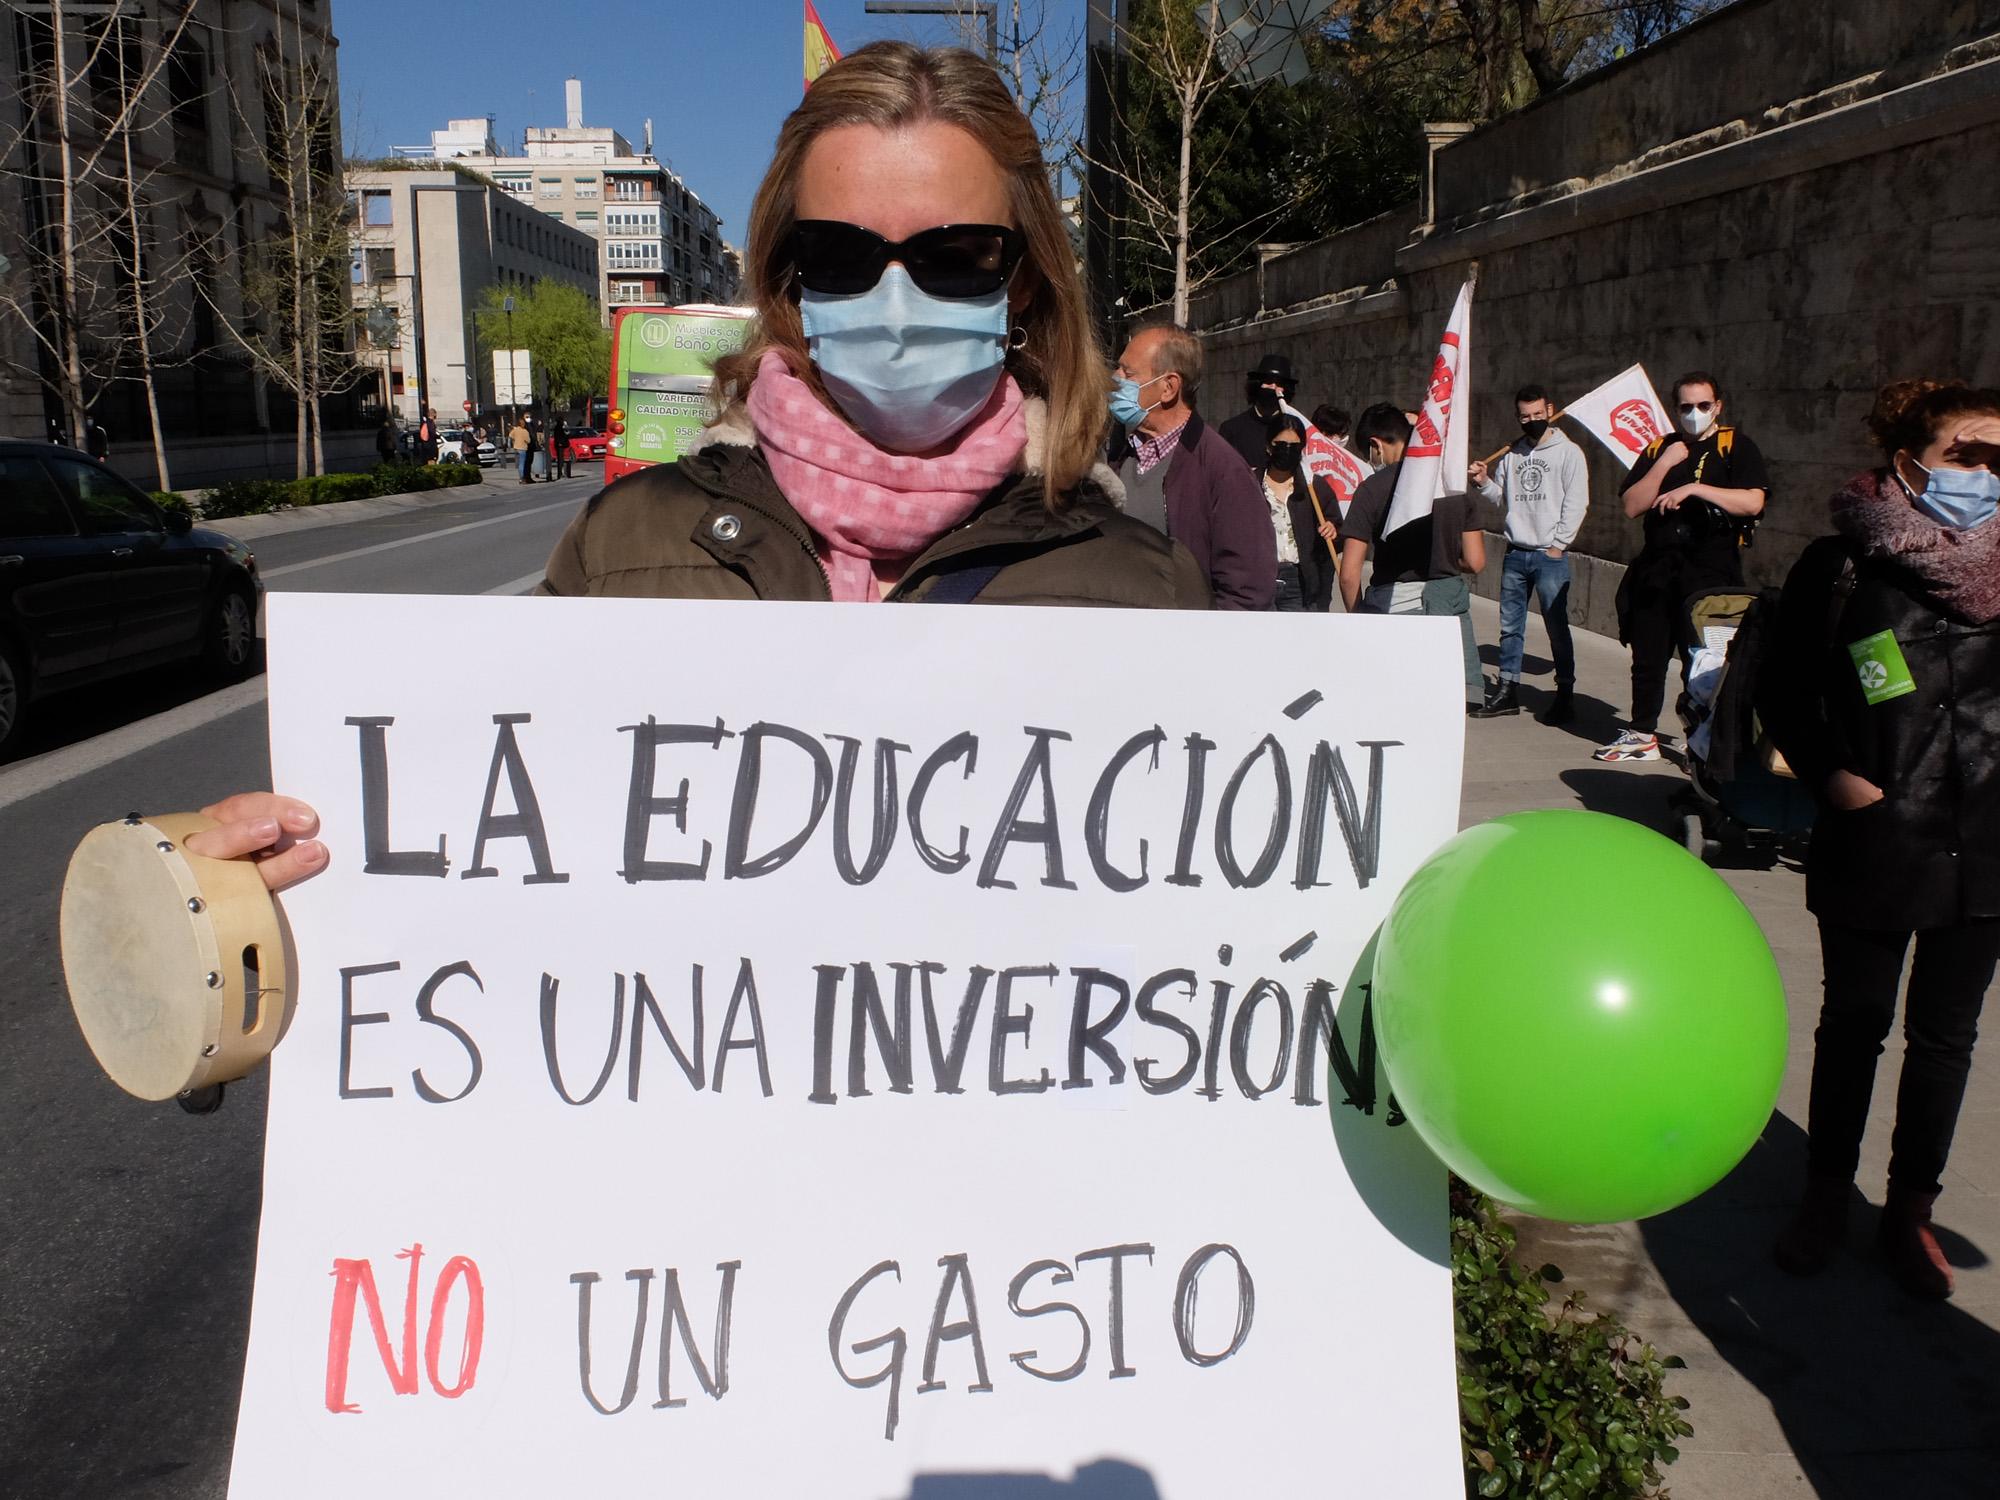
325, 1243, 485, 1413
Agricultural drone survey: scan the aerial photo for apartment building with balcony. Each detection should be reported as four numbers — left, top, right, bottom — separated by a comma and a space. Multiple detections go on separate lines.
403, 81, 739, 317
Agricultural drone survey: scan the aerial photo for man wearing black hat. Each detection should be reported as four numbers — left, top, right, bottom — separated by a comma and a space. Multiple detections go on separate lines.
1218, 353, 1298, 469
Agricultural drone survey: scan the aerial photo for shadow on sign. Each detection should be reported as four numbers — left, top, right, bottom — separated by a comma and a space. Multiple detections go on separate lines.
1327, 925, 1452, 1268
907, 1457, 1160, 1498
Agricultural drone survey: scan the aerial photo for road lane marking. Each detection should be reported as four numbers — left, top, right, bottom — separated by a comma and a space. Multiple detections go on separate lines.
261, 498, 577, 579
0, 678, 269, 815
482, 571, 546, 596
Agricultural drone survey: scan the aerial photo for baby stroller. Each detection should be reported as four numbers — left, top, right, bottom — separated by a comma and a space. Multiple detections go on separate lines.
1668, 587, 1817, 864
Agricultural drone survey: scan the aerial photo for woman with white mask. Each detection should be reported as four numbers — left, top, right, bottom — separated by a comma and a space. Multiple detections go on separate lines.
179, 42, 1208, 893
1761, 379, 2000, 1300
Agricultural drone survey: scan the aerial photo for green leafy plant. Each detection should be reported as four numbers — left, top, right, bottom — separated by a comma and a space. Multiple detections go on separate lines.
296, 473, 378, 506
195, 459, 482, 519
1453, 1182, 1691, 1498
199, 477, 289, 518
149, 490, 192, 516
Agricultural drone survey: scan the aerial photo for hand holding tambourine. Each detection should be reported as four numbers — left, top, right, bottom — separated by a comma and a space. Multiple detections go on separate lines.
60, 795, 323, 1106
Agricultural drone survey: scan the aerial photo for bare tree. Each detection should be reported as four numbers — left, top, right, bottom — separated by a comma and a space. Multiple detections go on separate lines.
0, 1, 223, 485
1084, 0, 1316, 323
212, 0, 363, 477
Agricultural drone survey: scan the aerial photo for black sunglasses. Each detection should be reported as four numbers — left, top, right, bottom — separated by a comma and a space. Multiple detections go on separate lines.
788, 220, 1027, 299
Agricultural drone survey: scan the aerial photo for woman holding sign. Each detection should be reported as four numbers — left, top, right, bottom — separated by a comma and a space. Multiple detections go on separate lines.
1760, 379, 2000, 1300
182, 42, 1208, 892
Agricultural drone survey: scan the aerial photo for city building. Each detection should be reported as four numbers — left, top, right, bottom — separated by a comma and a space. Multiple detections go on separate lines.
407, 80, 740, 314
0, 0, 375, 483
345, 168, 601, 426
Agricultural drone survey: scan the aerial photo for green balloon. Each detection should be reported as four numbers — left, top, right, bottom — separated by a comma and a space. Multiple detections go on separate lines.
1372, 809, 1787, 1223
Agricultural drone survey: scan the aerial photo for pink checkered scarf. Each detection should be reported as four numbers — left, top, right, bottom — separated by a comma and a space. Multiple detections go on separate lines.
746, 350, 1028, 602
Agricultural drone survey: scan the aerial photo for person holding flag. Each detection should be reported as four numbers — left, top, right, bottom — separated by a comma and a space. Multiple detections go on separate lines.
1597, 370, 1770, 762
1338, 403, 1487, 701
1339, 277, 1485, 701
1469, 383, 1589, 722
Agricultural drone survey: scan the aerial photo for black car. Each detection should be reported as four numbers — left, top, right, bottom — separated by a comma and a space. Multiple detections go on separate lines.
1, 441, 262, 757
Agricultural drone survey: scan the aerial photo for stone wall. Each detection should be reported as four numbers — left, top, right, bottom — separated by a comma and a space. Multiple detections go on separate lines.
1184, 0, 2000, 636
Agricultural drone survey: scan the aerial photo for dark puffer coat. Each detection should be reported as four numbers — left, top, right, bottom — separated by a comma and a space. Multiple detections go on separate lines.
540, 401, 1209, 609
1759, 531, 2000, 930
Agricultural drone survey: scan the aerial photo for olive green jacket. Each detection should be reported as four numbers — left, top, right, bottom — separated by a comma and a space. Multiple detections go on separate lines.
538, 400, 1210, 608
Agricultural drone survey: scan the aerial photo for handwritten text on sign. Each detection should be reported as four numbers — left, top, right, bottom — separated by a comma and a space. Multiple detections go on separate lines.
236, 596, 1466, 1498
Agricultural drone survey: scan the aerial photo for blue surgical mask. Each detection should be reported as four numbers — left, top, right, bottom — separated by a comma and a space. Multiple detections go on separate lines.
1905, 457, 2000, 530
1109, 374, 1164, 431
798, 265, 1009, 453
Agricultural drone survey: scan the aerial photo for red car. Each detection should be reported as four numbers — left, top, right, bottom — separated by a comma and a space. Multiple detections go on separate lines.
564, 427, 608, 460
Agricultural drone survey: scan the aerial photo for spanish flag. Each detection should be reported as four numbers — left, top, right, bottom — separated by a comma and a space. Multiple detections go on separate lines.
805, 0, 841, 90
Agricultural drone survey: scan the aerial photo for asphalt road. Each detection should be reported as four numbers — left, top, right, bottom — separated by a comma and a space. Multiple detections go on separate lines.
0, 469, 596, 1499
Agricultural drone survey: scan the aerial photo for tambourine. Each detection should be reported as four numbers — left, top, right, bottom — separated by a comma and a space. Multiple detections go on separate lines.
61, 813, 292, 1103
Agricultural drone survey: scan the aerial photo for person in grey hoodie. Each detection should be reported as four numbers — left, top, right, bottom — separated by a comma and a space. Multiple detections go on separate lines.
1469, 384, 1589, 721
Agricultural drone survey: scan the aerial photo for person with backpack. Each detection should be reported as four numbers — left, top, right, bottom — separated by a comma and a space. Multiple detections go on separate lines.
1597, 371, 1769, 762
415, 408, 440, 464
1760, 379, 2000, 1300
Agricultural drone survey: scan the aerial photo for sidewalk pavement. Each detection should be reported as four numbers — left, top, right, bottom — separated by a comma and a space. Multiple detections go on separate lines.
1460, 595, 2000, 1500
206, 462, 573, 543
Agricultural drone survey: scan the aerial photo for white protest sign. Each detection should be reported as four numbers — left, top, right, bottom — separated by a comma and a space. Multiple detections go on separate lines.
236, 595, 1467, 1498
1565, 364, 1671, 470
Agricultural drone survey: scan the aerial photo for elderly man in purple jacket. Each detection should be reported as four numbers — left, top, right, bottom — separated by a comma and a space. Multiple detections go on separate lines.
1110, 323, 1277, 610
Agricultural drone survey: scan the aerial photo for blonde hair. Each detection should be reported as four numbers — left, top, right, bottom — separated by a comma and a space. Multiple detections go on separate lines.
712, 41, 1107, 509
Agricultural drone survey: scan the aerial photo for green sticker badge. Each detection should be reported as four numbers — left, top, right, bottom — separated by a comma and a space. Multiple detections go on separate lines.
1848, 630, 1916, 705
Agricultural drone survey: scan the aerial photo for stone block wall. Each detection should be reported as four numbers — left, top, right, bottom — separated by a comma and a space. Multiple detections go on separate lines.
1186, 0, 2000, 637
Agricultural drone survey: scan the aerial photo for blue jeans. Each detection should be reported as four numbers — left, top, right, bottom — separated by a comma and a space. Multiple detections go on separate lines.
1497, 547, 1575, 688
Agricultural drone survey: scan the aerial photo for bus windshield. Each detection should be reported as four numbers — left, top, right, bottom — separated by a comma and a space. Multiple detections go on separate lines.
604, 305, 752, 483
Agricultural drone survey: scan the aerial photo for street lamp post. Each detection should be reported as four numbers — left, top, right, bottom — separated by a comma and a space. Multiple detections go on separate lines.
503, 294, 517, 426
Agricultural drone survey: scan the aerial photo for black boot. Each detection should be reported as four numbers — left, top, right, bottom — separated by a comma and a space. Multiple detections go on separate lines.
1469, 680, 1520, 718
1879, 1186, 1954, 1300
1772, 1172, 1851, 1276
1538, 686, 1576, 725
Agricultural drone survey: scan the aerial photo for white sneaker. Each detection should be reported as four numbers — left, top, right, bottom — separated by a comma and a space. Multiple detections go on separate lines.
1592, 729, 1661, 763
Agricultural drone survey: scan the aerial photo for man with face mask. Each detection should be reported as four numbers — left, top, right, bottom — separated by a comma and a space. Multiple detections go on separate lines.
1599, 371, 1769, 762
1110, 323, 1276, 610
1218, 353, 1298, 470
1470, 384, 1590, 722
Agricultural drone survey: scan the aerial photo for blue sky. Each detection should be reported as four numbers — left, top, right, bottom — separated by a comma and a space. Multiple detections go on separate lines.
335, 0, 1084, 247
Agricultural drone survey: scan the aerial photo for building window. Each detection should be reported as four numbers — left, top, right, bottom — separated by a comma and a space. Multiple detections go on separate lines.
575, 177, 599, 198
363, 246, 396, 284
575, 209, 599, 223
611, 280, 646, 302
611, 179, 645, 201
606, 240, 661, 270
539, 176, 562, 198
167, 32, 209, 139
362, 190, 392, 227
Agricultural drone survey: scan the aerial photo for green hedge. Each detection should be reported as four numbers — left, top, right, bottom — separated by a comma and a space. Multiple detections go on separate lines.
197, 461, 481, 520
1454, 1183, 1691, 1498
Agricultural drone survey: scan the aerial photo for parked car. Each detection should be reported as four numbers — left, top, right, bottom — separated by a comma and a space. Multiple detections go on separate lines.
565, 427, 608, 461
439, 429, 499, 466
0, 442, 262, 757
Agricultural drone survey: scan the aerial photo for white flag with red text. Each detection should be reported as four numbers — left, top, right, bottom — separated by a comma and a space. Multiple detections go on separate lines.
1386, 278, 1473, 532
1564, 364, 1671, 470
1281, 400, 1373, 517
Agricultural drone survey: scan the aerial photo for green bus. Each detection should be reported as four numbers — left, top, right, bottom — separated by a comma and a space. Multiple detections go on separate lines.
604, 305, 753, 483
